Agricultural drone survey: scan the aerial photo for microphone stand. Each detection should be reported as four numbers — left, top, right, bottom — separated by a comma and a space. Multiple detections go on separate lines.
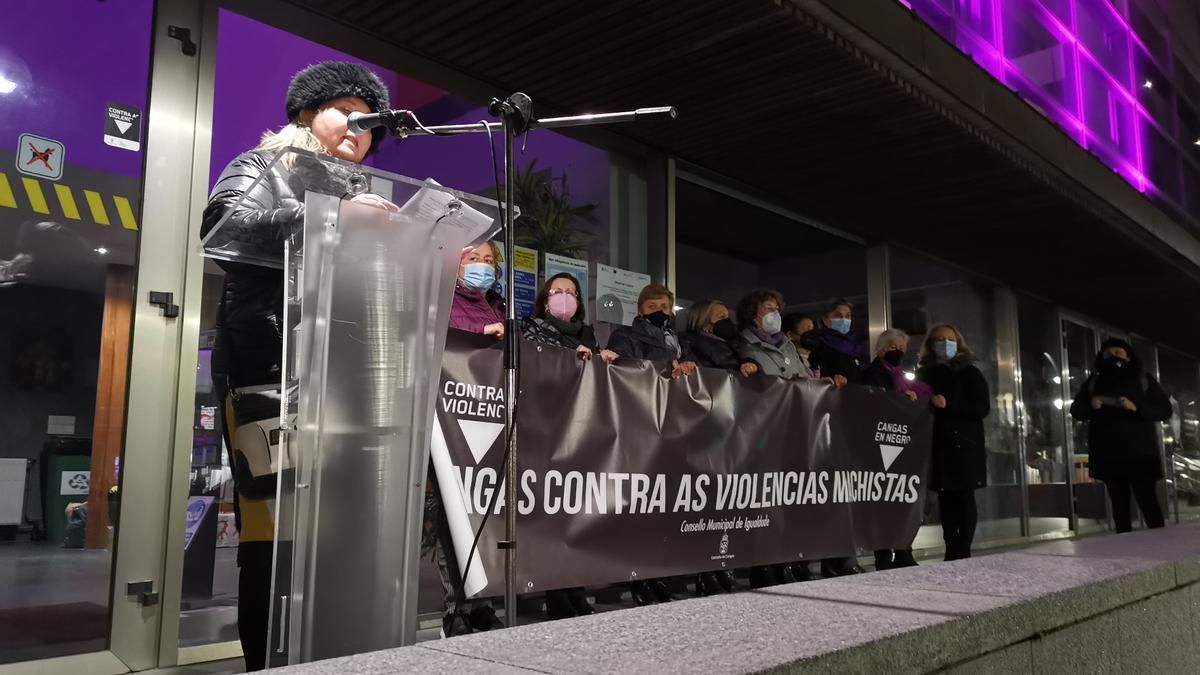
383, 96, 676, 626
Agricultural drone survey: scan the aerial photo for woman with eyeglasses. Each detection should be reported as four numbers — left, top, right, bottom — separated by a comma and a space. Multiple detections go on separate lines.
521, 272, 617, 365
520, 272, 615, 618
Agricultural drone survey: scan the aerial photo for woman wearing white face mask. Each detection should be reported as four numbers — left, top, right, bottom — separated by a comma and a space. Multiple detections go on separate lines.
734, 289, 807, 379
917, 323, 991, 561
449, 241, 505, 339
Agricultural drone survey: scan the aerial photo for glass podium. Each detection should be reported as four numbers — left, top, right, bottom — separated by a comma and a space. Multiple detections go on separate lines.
201, 148, 504, 665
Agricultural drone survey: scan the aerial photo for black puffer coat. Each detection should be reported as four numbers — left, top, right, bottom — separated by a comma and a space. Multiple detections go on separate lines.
680, 331, 743, 371
607, 316, 694, 364
200, 151, 348, 388
917, 358, 991, 491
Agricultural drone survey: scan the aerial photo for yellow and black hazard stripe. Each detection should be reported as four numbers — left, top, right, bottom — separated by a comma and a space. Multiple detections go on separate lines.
0, 171, 139, 231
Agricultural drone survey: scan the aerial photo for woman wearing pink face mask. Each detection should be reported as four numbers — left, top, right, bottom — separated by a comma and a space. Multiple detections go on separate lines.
521, 272, 618, 364
519, 272, 614, 619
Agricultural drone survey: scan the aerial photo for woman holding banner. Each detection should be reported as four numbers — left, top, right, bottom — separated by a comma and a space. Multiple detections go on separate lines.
733, 289, 818, 586
918, 323, 991, 561
862, 328, 930, 570
678, 299, 754, 595
680, 299, 757, 378
450, 241, 505, 338
520, 272, 614, 618
607, 284, 697, 379
607, 284, 694, 604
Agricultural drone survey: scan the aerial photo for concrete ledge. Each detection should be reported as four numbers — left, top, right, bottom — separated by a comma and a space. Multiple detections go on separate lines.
276, 524, 1200, 674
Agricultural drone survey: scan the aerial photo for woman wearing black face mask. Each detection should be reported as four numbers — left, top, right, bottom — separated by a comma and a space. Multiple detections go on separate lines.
680, 299, 759, 377
606, 283, 697, 380
675, 300, 757, 596
606, 284, 694, 605
861, 329, 931, 570
1070, 338, 1173, 533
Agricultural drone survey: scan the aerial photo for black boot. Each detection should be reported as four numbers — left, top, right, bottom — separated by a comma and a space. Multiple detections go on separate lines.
468, 606, 503, 631
777, 564, 797, 584
716, 570, 738, 592
441, 609, 473, 638
893, 549, 918, 568
749, 566, 775, 588
649, 579, 675, 603
819, 559, 842, 578
874, 549, 895, 571
567, 588, 594, 615
695, 572, 720, 596
628, 581, 657, 606
789, 563, 815, 582
545, 589, 577, 620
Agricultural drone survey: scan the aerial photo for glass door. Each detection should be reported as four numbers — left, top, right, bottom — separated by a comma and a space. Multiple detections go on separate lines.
1016, 295, 1071, 536
1157, 348, 1200, 522
0, 1, 153, 667
1060, 317, 1109, 533
1, 1, 210, 672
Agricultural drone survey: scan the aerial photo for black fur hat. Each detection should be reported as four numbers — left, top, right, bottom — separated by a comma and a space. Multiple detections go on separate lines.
285, 61, 390, 154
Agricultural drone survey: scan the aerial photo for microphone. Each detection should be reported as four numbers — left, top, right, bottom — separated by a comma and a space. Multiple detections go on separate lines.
347, 110, 405, 135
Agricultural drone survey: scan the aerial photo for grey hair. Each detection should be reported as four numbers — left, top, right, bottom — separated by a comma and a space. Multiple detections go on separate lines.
685, 299, 725, 333
874, 328, 909, 355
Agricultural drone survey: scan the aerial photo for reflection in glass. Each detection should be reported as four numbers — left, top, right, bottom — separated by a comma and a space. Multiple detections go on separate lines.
1063, 319, 1109, 532
889, 247, 1021, 545
0, 0, 152, 665
1017, 295, 1071, 536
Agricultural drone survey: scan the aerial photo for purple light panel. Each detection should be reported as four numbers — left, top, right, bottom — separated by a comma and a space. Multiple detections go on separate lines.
901, 0, 1169, 194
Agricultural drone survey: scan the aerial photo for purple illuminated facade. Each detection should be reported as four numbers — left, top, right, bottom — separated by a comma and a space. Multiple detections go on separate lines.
899, 0, 1200, 221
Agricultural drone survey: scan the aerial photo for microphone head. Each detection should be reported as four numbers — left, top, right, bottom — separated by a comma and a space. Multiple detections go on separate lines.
346, 111, 372, 135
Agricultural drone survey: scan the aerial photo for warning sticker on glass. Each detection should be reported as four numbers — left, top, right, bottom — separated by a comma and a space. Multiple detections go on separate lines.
104, 102, 142, 151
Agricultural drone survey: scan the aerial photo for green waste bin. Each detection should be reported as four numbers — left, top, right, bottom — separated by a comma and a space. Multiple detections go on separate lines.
40, 436, 92, 545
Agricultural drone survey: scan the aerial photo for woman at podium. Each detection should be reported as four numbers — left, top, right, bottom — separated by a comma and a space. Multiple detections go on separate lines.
199, 61, 393, 671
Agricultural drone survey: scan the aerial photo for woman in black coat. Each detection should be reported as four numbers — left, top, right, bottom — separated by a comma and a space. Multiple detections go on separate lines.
680, 299, 758, 376
917, 323, 990, 561
520, 272, 615, 618
1069, 338, 1172, 533
606, 283, 696, 379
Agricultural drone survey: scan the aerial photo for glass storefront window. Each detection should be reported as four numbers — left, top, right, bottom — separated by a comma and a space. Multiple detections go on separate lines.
1017, 295, 1072, 536
888, 247, 1021, 546
1158, 348, 1200, 521
0, 0, 153, 664
674, 177, 869, 348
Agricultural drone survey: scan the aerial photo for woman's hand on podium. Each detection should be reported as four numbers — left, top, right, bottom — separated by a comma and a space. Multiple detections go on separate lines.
350, 192, 400, 213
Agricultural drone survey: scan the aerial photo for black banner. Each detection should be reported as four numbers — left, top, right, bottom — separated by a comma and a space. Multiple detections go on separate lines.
431, 330, 933, 598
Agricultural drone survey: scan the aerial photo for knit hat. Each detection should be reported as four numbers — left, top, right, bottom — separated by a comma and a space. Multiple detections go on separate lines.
285, 61, 391, 154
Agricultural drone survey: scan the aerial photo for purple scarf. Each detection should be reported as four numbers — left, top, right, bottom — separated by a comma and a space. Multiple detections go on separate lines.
807, 325, 863, 357
883, 359, 932, 397
752, 326, 788, 348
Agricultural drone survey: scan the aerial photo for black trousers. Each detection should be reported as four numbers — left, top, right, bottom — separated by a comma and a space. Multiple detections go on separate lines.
938, 489, 977, 561
1105, 478, 1166, 533
237, 541, 274, 672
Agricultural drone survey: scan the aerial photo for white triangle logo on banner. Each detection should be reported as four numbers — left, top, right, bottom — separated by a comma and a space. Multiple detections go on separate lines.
457, 418, 504, 464
114, 119, 132, 134
879, 444, 904, 471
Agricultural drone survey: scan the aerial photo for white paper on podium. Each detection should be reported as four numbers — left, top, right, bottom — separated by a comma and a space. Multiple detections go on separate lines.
398, 178, 497, 244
